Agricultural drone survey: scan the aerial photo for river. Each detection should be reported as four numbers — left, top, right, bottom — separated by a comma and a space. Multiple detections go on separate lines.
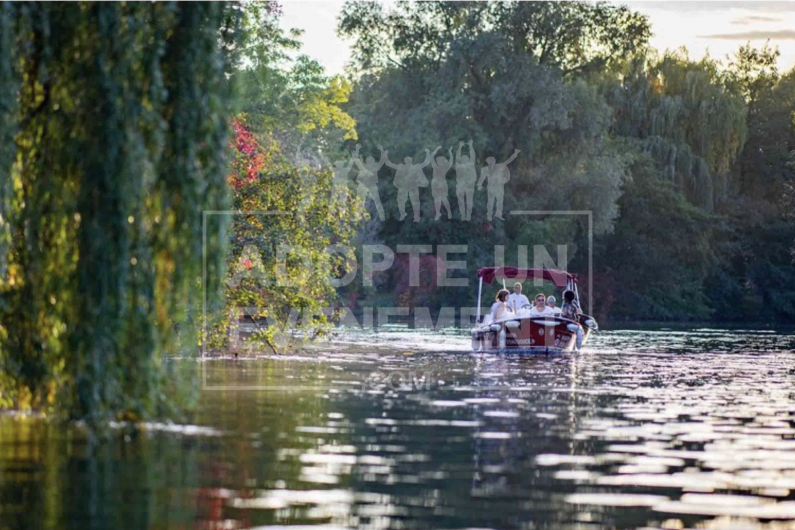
2, 327, 795, 529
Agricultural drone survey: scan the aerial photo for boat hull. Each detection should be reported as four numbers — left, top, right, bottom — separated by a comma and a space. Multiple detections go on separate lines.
471, 315, 593, 354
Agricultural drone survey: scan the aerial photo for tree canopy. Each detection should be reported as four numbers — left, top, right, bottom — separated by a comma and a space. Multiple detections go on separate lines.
339, 1, 651, 75
338, 1, 795, 322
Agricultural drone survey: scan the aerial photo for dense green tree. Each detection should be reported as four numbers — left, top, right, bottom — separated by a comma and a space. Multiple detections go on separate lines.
337, 2, 647, 313
706, 63, 795, 322
339, 1, 650, 75
734, 62, 794, 206
596, 154, 715, 320
205, 2, 365, 352
0, 2, 234, 419
725, 42, 781, 200
603, 51, 747, 212
597, 46, 795, 322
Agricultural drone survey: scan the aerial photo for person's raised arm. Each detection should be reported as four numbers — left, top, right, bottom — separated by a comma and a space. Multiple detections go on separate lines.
427, 146, 440, 168
456, 141, 464, 164
447, 147, 453, 167
468, 139, 476, 163
504, 148, 520, 166
353, 154, 366, 172
420, 148, 433, 168
384, 153, 399, 170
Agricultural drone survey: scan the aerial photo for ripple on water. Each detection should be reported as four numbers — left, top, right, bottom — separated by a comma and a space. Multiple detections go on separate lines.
2, 326, 795, 529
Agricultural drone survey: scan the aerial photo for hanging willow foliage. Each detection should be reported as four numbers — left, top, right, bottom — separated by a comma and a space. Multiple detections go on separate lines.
607, 52, 747, 212
0, 2, 234, 422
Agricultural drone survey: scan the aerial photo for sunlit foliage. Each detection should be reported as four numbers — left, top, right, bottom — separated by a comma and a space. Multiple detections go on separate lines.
0, 2, 234, 420
599, 47, 795, 321
209, 115, 365, 353
604, 51, 747, 212
205, 3, 365, 353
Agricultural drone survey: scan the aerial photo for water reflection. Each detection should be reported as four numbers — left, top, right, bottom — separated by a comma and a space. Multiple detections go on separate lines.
1, 327, 795, 529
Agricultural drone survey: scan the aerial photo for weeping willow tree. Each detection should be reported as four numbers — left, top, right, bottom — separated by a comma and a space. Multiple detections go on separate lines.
606, 51, 747, 212
0, 2, 235, 422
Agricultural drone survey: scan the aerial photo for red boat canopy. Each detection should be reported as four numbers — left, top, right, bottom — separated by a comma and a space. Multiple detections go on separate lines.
477, 267, 577, 289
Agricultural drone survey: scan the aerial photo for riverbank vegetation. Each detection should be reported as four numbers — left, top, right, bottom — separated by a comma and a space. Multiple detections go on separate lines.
0, 1, 793, 419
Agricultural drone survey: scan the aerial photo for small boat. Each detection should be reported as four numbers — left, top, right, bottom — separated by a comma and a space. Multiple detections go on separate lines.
471, 266, 598, 354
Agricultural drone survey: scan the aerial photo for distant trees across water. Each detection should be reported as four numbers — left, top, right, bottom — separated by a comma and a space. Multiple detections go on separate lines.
338, 1, 795, 323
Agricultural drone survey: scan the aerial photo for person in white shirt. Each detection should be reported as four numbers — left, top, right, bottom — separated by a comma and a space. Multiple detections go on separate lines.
489, 289, 513, 322
528, 293, 555, 317
546, 295, 562, 316
508, 282, 531, 313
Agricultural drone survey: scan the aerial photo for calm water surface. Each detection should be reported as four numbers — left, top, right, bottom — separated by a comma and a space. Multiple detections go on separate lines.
2, 327, 795, 529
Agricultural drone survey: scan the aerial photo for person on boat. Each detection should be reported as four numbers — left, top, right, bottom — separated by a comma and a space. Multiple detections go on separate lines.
561, 290, 583, 348
560, 290, 579, 320
489, 289, 512, 322
528, 293, 555, 317
508, 282, 530, 313
546, 295, 562, 316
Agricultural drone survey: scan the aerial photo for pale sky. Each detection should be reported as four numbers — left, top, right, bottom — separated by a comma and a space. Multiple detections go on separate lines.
280, 1, 795, 75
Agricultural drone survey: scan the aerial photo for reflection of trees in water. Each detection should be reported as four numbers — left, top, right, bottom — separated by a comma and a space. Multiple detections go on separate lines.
0, 420, 208, 528
467, 354, 599, 518
0, 361, 342, 529
192, 360, 341, 528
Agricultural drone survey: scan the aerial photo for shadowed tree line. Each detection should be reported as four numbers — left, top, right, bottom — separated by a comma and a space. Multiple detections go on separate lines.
337, 1, 795, 323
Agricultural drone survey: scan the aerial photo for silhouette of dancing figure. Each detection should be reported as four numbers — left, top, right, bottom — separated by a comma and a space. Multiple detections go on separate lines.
454, 140, 477, 221
478, 149, 520, 221
353, 144, 388, 221
321, 144, 360, 220
385, 149, 432, 222
430, 146, 453, 220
